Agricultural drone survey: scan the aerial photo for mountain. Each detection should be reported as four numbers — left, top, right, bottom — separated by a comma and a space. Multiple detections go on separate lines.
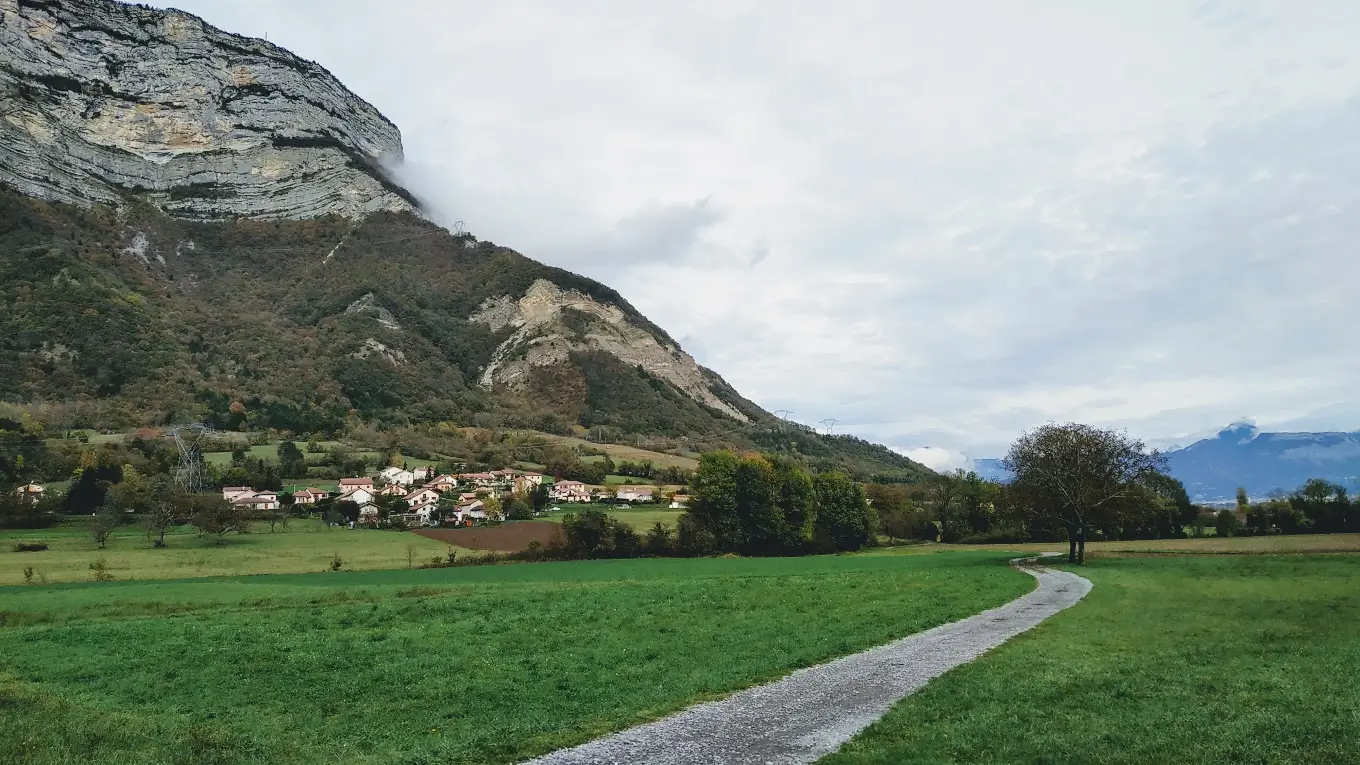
0, 0, 413, 219
1164, 422, 1360, 502
0, 0, 930, 482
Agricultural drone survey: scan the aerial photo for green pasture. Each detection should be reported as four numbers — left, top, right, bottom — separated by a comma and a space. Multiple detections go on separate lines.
0, 521, 459, 585
0, 551, 1028, 765
825, 554, 1360, 764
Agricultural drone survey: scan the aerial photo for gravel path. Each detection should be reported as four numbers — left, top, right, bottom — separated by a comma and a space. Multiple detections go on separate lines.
522, 557, 1091, 765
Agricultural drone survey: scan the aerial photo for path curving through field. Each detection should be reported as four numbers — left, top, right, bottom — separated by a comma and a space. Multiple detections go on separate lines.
522, 557, 1091, 765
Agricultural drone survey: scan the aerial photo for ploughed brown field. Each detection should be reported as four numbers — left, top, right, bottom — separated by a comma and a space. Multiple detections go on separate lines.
413, 521, 564, 551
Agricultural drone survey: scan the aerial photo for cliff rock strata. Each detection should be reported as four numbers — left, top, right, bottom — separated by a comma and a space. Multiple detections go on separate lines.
0, 0, 416, 219
472, 279, 750, 422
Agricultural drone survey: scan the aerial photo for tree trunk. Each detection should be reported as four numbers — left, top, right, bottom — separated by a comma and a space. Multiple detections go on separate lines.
1076, 524, 1087, 565
1067, 523, 1077, 563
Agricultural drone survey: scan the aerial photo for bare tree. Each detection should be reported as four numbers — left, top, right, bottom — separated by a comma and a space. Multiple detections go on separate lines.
1002, 423, 1165, 564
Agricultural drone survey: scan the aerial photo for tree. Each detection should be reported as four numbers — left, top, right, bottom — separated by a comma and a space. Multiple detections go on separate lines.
142, 497, 184, 547
529, 483, 550, 514
505, 498, 532, 520
193, 497, 247, 545
276, 441, 306, 478
645, 521, 673, 554
684, 452, 742, 553
919, 473, 959, 542
91, 498, 121, 548
482, 494, 503, 522
1002, 423, 1165, 564
1236, 487, 1250, 514
1216, 509, 1240, 537
812, 472, 874, 552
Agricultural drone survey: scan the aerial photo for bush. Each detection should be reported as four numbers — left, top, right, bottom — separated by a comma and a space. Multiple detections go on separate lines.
13, 542, 48, 552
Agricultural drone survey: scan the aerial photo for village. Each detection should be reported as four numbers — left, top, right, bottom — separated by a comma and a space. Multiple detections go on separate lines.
217, 467, 688, 528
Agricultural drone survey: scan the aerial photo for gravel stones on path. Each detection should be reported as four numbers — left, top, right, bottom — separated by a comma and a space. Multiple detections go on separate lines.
523, 558, 1092, 765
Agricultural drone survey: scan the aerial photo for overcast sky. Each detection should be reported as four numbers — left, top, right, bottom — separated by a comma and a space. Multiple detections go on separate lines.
159, 0, 1360, 469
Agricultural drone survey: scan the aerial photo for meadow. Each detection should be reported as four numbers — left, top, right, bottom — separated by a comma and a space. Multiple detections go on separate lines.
543, 504, 684, 531
824, 553, 1360, 764
0, 520, 460, 585
0, 551, 1030, 765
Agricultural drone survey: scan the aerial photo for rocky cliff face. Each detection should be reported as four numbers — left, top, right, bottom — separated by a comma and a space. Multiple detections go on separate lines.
472, 279, 751, 422
0, 0, 416, 220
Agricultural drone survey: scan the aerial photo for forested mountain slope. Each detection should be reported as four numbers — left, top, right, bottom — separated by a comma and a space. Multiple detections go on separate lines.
0, 0, 930, 482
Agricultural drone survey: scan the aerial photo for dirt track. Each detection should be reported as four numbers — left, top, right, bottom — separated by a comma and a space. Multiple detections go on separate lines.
413, 522, 563, 551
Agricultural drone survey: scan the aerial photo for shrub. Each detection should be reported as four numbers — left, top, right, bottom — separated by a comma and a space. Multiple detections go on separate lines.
329, 553, 344, 571
13, 542, 48, 552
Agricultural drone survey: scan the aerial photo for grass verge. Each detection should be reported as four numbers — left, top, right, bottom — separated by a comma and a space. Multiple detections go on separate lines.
821, 554, 1360, 764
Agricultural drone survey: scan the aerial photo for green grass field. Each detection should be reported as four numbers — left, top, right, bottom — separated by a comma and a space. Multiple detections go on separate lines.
824, 553, 1360, 764
0, 552, 1029, 765
0, 521, 460, 585
543, 504, 684, 531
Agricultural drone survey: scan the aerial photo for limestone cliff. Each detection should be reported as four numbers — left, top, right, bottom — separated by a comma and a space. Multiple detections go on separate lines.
472, 279, 751, 422
0, 0, 416, 219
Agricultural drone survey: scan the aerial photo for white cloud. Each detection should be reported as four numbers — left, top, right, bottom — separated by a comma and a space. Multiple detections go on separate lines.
896, 447, 969, 474
157, 0, 1360, 458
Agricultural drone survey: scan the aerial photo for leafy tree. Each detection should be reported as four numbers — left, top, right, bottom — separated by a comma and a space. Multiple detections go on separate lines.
142, 498, 183, 547
333, 499, 360, 524
685, 451, 742, 552
193, 497, 247, 545
505, 498, 532, 520
529, 483, 550, 514
482, 494, 503, 522
644, 521, 673, 554
1002, 423, 1166, 564
919, 473, 959, 542
1216, 509, 1240, 537
811, 472, 874, 552
276, 441, 306, 477
91, 498, 121, 549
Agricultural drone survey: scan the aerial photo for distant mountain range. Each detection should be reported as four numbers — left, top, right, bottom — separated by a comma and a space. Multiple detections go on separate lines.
970, 422, 1360, 503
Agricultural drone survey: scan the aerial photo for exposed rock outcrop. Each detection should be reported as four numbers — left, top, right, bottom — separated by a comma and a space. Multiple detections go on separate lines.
0, 0, 417, 220
471, 279, 750, 422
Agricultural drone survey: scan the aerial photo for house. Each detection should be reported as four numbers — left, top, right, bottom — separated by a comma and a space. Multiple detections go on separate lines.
404, 487, 441, 508
337, 486, 375, 506
550, 480, 591, 503
616, 487, 656, 504
379, 467, 416, 486
458, 492, 479, 503
425, 475, 457, 492
411, 466, 435, 482
222, 486, 255, 502
13, 483, 44, 503
411, 502, 439, 526
669, 494, 690, 510
455, 499, 486, 522
379, 483, 408, 497
339, 477, 374, 490
292, 488, 327, 504
460, 472, 497, 488
515, 472, 544, 494
233, 492, 279, 511
357, 504, 380, 524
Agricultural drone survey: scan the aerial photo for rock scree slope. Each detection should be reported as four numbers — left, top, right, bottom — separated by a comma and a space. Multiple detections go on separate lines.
522, 559, 1092, 765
